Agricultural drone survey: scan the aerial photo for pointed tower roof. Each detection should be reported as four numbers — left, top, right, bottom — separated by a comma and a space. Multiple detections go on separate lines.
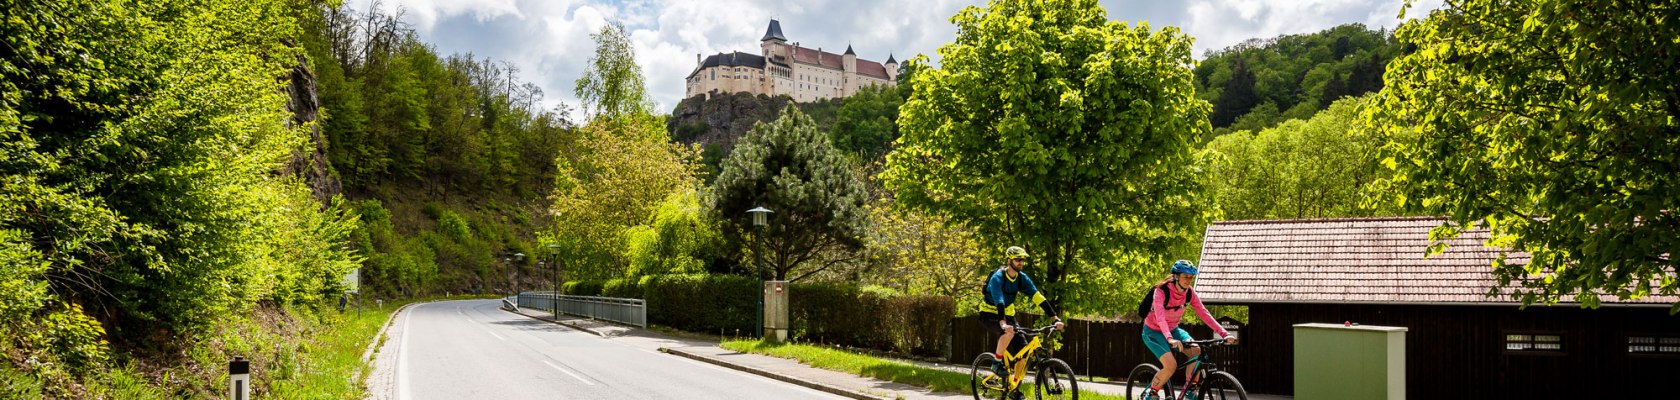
844, 44, 856, 55
761, 19, 787, 42
885, 53, 897, 64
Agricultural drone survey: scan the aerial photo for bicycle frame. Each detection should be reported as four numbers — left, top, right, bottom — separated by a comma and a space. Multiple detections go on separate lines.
999, 326, 1058, 390
1167, 339, 1227, 399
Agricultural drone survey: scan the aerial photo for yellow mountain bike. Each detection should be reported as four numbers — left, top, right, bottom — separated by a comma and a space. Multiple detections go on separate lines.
969, 324, 1079, 400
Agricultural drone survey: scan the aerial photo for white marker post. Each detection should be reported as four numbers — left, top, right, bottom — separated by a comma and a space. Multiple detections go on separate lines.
229, 356, 250, 400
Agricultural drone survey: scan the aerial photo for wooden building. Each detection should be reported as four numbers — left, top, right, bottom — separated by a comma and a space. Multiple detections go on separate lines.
1196, 217, 1680, 398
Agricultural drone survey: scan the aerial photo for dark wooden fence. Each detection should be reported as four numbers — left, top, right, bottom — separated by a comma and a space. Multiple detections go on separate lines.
948, 314, 1245, 381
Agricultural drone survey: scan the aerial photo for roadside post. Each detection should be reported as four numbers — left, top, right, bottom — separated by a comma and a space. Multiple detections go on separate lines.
229, 356, 250, 400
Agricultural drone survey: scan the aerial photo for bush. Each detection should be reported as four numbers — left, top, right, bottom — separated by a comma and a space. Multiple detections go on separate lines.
642, 274, 757, 335
565, 274, 954, 356
560, 281, 603, 296
791, 282, 953, 357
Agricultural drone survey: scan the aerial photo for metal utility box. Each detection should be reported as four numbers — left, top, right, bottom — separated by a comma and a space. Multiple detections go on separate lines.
1293, 323, 1407, 400
763, 280, 789, 342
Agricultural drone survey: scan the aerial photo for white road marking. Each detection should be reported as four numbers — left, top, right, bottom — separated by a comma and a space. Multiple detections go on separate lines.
543, 360, 596, 385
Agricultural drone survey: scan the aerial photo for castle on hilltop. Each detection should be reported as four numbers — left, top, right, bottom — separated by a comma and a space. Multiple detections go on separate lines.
685, 19, 897, 102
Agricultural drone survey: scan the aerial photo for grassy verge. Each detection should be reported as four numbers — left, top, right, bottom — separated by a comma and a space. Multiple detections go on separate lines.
720, 339, 1127, 400
4, 295, 490, 399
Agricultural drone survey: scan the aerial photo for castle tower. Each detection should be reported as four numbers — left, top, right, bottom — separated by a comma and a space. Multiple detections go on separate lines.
842, 45, 858, 96
760, 19, 788, 62
885, 53, 898, 83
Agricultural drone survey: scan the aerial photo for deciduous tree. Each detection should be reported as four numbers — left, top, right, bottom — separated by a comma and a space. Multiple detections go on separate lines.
1366, 0, 1680, 311
883, 0, 1208, 307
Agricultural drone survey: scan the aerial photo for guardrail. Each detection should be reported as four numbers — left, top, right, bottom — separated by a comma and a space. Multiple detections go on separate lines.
516, 291, 647, 328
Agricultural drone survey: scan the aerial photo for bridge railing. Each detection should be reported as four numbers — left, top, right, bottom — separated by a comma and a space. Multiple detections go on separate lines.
516, 291, 647, 328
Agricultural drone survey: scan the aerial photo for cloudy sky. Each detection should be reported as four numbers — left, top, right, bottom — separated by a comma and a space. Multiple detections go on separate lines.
348, 0, 1446, 115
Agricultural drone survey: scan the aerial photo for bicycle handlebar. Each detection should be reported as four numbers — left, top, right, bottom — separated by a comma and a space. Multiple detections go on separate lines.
1010, 324, 1060, 337
1179, 338, 1233, 348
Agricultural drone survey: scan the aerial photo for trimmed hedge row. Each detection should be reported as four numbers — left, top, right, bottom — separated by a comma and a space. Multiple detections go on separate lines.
561, 274, 953, 357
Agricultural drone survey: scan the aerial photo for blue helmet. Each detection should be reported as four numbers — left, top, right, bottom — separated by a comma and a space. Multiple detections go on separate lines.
1171, 260, 1198, 275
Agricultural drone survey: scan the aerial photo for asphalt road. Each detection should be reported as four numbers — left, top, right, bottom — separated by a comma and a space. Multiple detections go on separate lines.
390, 299, 845, 400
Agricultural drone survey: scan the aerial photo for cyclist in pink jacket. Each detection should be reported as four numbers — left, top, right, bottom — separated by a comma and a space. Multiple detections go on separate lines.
1140, 260, 1236, 400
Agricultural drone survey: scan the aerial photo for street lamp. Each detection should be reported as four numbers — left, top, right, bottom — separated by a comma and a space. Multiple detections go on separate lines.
547, 243, 562, 321
747, 207, 772, 339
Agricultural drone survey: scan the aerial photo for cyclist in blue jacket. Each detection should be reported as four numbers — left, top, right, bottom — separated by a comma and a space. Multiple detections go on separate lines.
977, 246, 1064, 387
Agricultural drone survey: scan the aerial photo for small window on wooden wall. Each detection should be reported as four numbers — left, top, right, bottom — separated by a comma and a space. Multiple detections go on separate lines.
1628, 336, 1680, 355
1504, 333, 1563, 353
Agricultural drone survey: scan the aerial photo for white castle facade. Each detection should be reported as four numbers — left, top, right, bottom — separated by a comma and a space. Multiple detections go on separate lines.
685, 20, 898, 102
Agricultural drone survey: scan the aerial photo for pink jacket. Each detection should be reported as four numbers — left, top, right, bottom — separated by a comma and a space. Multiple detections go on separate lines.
1146, 283, 1229, 342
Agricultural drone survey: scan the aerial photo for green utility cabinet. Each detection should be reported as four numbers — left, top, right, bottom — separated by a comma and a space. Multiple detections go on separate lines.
1293, 323, 1407, 400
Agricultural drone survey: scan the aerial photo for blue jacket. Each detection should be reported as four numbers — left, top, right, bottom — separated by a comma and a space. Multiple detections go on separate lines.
978, 267, 1054, 317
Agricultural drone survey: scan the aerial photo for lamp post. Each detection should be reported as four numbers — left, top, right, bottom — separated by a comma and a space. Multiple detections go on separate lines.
513, 253, 525, 295
747, 207, 772, 339
547, 243, 562, 321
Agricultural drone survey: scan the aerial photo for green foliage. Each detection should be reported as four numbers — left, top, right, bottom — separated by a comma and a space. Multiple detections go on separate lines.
885, 0, 1209, 311
352, 199, 440, 297
712, 107, 870, 281
624, 189, 725, 278
1, 0, 362, 368
575, 22, 656, 122
1366, 0, 1680, 310
550, 21, 701, 282
1196, 23, 1400, 136
789, 282, 954, 356
567, 274, 953, 356
830, 84, 906, 160
1202, 95, 1401, 220
863, 199, 989, 301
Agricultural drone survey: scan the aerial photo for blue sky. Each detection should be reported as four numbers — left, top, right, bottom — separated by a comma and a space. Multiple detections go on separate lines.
350, 0, 1445, 117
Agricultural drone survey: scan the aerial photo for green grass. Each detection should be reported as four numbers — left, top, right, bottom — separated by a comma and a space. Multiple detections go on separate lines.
6, 295, 493, 399
720, 339, 1128, 400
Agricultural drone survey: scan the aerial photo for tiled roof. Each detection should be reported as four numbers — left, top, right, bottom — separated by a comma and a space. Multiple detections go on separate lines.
1196, 217, 1677, 306
857, 60, 890, 79
788, 46, 891, 79
790, 46, 844, 70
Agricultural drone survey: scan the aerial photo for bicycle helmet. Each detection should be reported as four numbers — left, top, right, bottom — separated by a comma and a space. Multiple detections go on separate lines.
1171, 259, 1199, 275
1004, 246, 1030, 260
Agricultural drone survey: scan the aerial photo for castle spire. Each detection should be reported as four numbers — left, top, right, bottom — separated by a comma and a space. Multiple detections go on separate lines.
886, 53, 897, 64
844, 44, 855, 56
761, 19, 787, 42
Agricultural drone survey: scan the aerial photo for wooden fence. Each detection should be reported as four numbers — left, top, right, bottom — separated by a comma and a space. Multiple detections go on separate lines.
948, 314, 1245, 381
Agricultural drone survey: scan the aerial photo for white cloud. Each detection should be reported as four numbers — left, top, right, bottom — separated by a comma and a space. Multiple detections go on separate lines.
355, 0, 1446, 117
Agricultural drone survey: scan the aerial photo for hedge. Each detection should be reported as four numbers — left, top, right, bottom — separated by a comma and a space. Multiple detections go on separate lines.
562, 274, 954, 357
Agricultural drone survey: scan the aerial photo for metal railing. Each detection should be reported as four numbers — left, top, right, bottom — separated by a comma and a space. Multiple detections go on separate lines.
516, 291, 647, 328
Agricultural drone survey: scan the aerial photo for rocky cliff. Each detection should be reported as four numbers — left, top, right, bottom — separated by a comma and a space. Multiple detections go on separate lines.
665, 92, 797, 153
281, 54, 343, 207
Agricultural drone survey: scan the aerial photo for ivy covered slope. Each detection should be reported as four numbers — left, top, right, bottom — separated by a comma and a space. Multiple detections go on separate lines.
2, 0, 363, 397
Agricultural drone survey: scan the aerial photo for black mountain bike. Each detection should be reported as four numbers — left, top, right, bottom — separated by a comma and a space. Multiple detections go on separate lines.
969, 324, 1079, 400
1125, 338, 1246, 400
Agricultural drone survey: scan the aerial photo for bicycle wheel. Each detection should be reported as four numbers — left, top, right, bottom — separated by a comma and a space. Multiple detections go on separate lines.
1125, 364, 1169, 400
1033, 358, 1079, 400
1196, 371, 1247, 400
971, 353, 1007, 400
